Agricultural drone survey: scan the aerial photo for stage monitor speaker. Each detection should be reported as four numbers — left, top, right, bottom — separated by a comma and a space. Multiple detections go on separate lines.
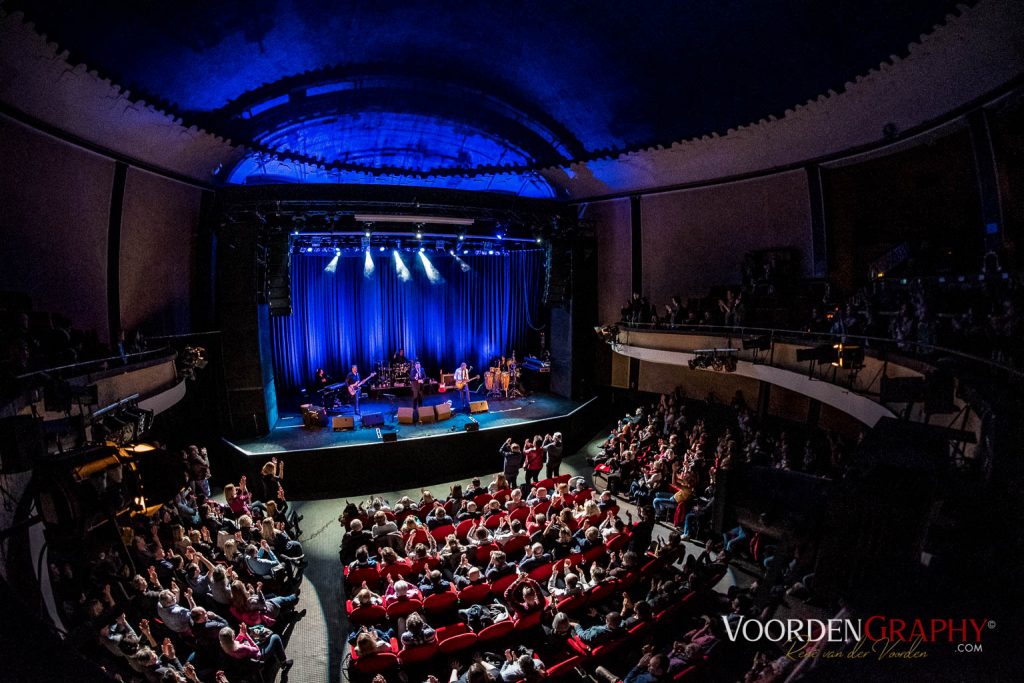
465, 421, 480, 432
381, 431, 398, 443
420, 409, 437, 424
361, 413, 385, 428
332, 415, 355, 432
435, 404, 453, 421
469, 400, 489, 414
397, 407, 415, 424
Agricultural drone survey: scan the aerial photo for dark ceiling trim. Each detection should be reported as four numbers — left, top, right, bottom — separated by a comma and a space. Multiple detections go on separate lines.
0, 102, 217, 191
566, 74, 1024, 205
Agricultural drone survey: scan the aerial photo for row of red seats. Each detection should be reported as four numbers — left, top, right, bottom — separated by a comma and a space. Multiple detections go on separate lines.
350, 564, 721, 678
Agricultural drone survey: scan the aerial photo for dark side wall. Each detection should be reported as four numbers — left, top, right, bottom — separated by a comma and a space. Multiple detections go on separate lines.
0, 115, 210, 347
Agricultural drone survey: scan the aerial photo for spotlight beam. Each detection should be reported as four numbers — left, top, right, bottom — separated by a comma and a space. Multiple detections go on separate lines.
418, 250, 443, 283
364, 249, 375, 277
393, 250, 411, 281
324, 248, 340, 273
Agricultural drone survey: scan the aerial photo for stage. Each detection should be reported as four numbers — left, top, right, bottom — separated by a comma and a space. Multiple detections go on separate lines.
223, 392, 607, 499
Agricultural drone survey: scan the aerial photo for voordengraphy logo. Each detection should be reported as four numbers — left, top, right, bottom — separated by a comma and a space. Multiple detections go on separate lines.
721, 616, 993, 660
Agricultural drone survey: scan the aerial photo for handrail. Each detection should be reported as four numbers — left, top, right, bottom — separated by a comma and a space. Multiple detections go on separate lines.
613, 321, 1024, 382
14, 347, 176, 383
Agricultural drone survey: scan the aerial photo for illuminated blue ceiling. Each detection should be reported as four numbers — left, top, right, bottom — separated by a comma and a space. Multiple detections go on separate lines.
7, 0, 965, 194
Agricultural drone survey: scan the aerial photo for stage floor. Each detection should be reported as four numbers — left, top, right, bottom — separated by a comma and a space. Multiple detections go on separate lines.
227, 392, 583, 456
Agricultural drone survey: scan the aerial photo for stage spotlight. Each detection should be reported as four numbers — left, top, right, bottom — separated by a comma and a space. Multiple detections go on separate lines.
536, 237, 543, 244
452, 252, 472, 273
488, 250, 494, 255
365, 230, 371, 238
418, 250, 442, 283
379, 245, 386, 252
416, 231, 422, 239
324, 248, 340, 273
458, 234, 465, 241
393, 249, 411, 281
364, 249, 375, 277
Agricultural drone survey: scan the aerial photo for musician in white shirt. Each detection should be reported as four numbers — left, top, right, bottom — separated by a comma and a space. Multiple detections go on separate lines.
454, 362, 472, 410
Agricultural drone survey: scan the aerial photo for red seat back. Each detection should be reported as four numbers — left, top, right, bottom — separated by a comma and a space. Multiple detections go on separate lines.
484, 513, 506, 530
490, 571, 518, 594
345, 566, 381, 589
502, 535, 530, 560
422, 590, 459, 615
531, 500, 551, 516
353, 652, 399, 674
454, 519, 475, 541
477, 619, 515, 642
457, 582, 491, 604
605, 532, 630, 553
404, 528, 429, 546
385, 598, 423, 619
347, 602, 387, 626
527, 561, 554, 584
509, 506, 531, 524
555, 593, 587, 614
436, 623, 478, 654
430, 524, 456, 542
471, 543, 500, 565
473, 493, 493, 508
586, 580, 618, 605
398, 642, 438, 665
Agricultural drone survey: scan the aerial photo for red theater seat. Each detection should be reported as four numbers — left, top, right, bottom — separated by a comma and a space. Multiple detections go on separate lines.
346, 601, 386, 626
398, 641, 438, 665
527, 561, 554, 584
490, 571, 518, 595
385, 598, 423, 620
436, 623, 478, 654
477, 619, 515, 643
430, 523, 456, 542
457, 582, 491, 605
345, 565, 381, 589
502, 535, 530, 560
422, 588, 459, 616
455, 519, 475, 541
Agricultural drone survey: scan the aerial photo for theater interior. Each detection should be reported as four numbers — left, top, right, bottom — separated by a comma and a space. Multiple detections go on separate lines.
1, 2, 1023, 682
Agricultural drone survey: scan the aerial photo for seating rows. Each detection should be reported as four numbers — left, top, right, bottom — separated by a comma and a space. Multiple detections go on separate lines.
346, 536, 711, 676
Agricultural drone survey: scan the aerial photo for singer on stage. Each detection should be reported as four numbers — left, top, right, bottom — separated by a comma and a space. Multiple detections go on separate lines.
409, 360, 426, 422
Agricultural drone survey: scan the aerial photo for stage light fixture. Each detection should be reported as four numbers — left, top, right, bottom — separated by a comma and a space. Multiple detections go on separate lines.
416, 231, 423, 239
418, 250, 442, 283
324, 248, 340, 273
364, 249, 375, 277
488, 250, 494, 255
536, 237, 543, 244
458, 234, 465, 241
393, 250, 411, 282
379, 245, 385, 252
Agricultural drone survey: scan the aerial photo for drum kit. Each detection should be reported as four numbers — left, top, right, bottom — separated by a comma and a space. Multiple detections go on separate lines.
374, 360, 411, 387
485, 362, 523, 399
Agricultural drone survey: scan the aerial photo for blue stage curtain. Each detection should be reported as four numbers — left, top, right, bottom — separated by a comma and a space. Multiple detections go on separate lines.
271, 250, 544, 392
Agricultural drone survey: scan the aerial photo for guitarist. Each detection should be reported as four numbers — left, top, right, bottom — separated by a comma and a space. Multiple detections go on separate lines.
409, 360, 427, 423
454, 362, 473, 411
346, 365, 362, 415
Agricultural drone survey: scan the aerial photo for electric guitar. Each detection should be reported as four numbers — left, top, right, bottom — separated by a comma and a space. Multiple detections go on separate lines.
454, 374, 480, 390
347, 372, 376, 395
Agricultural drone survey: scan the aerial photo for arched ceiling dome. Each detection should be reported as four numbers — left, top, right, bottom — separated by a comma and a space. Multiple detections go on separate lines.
4, 0, 968, 192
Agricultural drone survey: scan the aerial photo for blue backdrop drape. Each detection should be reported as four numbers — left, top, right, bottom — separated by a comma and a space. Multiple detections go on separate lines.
271, 250, 544, 391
